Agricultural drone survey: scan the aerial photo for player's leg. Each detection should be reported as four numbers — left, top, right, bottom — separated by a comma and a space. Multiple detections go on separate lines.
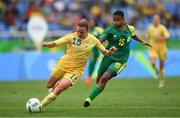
96, 57, 113, 84
84, 71, 113, 108
41, 67, 66, 106
85, 48, 100, 84
158, 49, 167, 88
84, 62, 126, 107
41, 78, 72, 107
150, 48, 159, 79
41, 73, 80, 107
47, 65, 65, 93
47, 76, 58, 87
95, 62, 126, 96
83, 57, 114, 107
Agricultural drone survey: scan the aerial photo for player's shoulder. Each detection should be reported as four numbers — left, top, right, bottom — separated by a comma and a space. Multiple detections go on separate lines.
159, 24, 167, 29
68, 32, 76, 37
105, 25, 115, 31
147, 24, 154, 28
88, 33, 99, 42
95, 27, 104, 33
147, 24, 156, 31
62, 32, 75, 38
88, 33, 97, 39
127, 24, 135, 29
127, 24, 136, 35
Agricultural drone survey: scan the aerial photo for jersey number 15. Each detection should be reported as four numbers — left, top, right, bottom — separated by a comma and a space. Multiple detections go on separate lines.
119, 38, 125, 46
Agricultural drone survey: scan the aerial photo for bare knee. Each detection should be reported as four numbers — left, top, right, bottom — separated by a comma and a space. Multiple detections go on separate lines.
96, 76, 101, 84
47, 76, 58, 88
150, 57, 156, 65
98, 72, 112, 89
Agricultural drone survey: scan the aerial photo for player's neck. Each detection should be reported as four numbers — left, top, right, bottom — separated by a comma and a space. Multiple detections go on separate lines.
78, 33, 88, 39
153, 24, 160, 27
118, 24, 126, 31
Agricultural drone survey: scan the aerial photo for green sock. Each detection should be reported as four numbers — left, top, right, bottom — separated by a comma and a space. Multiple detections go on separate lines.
152, 64, 158, 75
89, 60, 96, 76
89, 86, 103, 101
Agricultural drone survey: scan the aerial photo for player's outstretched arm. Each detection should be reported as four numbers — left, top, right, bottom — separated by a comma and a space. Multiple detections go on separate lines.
132, 34, 152, 47
42, 33, 70, 48
42, 41, 56, 48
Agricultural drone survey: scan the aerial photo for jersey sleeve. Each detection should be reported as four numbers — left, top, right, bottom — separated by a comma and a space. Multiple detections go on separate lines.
95, 38, 106, 53
99, 27, 111, 41
54, 33, 72, 46
162, 26, 170, 38
146, 25, 151, 41
95, 27, 104, 34
128, 25, 136, 36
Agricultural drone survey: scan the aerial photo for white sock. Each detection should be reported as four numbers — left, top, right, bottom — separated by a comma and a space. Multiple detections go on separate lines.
48, 88, 54, 93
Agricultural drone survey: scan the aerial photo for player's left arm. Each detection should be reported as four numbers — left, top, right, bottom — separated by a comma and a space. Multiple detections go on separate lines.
158, 26, 170, 41
132, 35, 152, 47
129, 25, 151, 47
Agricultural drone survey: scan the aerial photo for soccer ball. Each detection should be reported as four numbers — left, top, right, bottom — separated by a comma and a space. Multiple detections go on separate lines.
26, 98, 42, 113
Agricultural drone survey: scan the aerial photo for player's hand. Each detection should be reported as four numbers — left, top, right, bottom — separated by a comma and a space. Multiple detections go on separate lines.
109, 46, 117, 54
157, 36, 166, 41
143, 41, 152, 48
42, 41, 56, 48
104, 46, 117, 56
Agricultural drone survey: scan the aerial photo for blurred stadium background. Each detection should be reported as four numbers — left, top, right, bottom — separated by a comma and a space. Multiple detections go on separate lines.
0, 0, 180, 117
0, 0, 179, 80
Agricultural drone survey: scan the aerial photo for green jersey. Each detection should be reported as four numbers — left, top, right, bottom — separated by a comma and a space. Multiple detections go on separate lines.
100, 24, 136, 62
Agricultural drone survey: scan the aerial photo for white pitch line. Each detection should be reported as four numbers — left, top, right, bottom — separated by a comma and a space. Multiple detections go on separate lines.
1, 106, 180, 110
47, 106, 180, 110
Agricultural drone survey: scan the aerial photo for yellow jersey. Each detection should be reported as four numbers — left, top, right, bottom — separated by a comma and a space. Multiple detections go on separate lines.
54, 32, 106, 75
147, 24, 170, 48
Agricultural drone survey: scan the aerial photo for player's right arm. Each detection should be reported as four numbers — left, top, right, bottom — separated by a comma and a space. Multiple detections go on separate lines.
42, 34, 72, 48
146, 25, 151, 42
99, 27, 110, 43
95, 39, 116, 56
158, 25, 170, 41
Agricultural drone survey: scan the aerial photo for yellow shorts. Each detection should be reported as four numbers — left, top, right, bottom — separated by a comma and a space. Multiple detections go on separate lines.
51, 64, 81, 85
149, 47, 167, 60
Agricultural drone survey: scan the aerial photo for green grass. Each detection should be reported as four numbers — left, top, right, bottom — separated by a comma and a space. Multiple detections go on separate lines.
0, 78, 180, 117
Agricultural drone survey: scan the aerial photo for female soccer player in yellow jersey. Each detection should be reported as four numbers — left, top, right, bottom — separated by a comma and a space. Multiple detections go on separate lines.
40, 19, 116, 107
147, 14, 170, 88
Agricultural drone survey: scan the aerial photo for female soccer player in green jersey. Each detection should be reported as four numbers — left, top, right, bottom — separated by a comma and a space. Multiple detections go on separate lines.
83, 10, 151, 108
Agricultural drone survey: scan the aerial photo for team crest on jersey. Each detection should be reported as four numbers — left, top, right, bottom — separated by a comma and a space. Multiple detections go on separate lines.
113, 35, 117, 38
127, 37, 131, 42
72, 38, 82, 46
93, 31, 98, 36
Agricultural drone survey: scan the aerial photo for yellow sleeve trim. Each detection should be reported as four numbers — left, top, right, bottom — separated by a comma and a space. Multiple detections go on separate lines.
127, 25, 136, 36
95, 27, 104, 34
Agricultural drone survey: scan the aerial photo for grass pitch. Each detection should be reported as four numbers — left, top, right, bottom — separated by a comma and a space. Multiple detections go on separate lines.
0, 78, 180, 117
